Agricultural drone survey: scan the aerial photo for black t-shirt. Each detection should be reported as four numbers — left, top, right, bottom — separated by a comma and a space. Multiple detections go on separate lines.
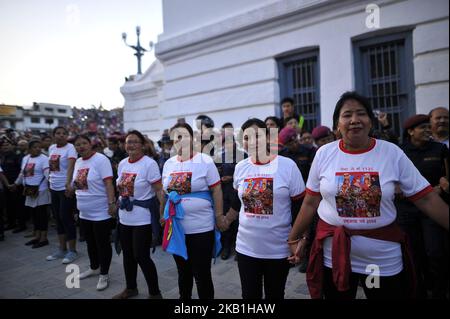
401, 141, 448, 187
0, 151, 22, 183
279, 144, 315, 183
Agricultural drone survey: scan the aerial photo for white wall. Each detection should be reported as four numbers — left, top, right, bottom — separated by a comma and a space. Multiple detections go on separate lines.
161, 0, 279, 40
123, 0, 449, 140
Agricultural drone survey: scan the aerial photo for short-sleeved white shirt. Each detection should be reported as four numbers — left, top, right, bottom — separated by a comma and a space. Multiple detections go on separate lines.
48, 143, 77, 191
233, 156, 306, 259
117, 156, 161, 226
21, 154, 49, 192
162, 153, 221, 235
73, 153, 113, 221
306, 139, 432, 276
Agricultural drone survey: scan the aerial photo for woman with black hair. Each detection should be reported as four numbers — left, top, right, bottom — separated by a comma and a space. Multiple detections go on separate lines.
46, 126, 78, 264
221, 118, 306, 299
70, 135, 116, 291
288, 92, 449, 300
13, 140, 50, 248
161, 122, 224, 300
396, 114, 449, 299
112, 130, 164, 299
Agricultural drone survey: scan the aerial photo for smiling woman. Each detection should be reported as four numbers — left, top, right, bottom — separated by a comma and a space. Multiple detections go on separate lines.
288, 91, 449, 300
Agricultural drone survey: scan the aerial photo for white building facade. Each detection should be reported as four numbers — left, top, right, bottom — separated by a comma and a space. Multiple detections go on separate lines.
121, 0, 449, 141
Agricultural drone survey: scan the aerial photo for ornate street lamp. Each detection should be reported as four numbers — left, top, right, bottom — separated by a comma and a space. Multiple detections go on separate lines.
122, 26, 153, 75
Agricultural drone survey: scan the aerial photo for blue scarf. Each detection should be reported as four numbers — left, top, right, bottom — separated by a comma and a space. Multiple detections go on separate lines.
162, 191, 221, 261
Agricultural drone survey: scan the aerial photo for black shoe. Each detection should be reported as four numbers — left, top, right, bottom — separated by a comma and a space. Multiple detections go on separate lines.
221, 247, 231, 260
12, 227, 27, 234
25, 239, 39, 246
0, 234, 4, 241
32, 240, 49, 249
298, 260, 308, 273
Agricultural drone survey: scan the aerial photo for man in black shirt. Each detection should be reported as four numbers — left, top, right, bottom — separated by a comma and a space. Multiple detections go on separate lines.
0, 139, 25, 232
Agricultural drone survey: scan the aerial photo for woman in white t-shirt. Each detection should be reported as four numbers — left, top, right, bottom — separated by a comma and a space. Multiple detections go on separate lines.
221, 118, 306, 299
12, 140, 50, 248
112, 130, 164, 300
288, 91, 449, 299
46, 126, 79, 264
69, 135, 116, 291
160, 123, 224, 300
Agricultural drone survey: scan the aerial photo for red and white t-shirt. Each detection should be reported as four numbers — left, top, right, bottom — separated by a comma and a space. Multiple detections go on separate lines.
233, 156, 305, 259
306, 139, 432, 276
162, 153, 221, 234
48, 143, 77, 191
117, 156, 161, 226
73, 153, 113, 221
20, 154, 49, 192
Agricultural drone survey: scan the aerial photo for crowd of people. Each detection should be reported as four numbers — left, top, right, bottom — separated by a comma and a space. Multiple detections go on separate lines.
0, 91, 448, 300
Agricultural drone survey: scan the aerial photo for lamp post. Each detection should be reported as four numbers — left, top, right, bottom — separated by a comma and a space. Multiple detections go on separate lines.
122, 26, 153, 75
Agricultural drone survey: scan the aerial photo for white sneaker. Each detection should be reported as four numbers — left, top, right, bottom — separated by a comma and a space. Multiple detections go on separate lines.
77, 268, 100, 280
62, 251, 78, 264
96, 274, 109, 291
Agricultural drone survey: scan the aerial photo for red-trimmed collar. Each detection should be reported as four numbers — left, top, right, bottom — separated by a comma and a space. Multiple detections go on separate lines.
177, 152, 197, 162
56, 143, 68, 148
82, 152, 96, 161
339, 138, 376, 154
128, 155, 145, 163
250, 154, 278, 165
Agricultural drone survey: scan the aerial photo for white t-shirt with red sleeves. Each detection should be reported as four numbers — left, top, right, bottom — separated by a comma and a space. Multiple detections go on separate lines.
20, 154, 50, 192
73, 152, 113, 221
233, 155, 306, 259
117, 156, 161, 226
48, 143, 77, 191
306, 139, 432, 276
162, 153, 221, 235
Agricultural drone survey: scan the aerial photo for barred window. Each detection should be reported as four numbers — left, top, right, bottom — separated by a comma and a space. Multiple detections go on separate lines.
278, 51, 320, 133
354, 32, 414, 139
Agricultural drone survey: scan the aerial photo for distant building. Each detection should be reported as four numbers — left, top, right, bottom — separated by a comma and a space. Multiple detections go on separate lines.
23, 103, 72, 133
122, 0, 449, 140
0, 102, 72, 133
0, 104, 25, 130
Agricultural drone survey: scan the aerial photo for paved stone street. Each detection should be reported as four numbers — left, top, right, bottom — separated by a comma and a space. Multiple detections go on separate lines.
0, 225, 315, 299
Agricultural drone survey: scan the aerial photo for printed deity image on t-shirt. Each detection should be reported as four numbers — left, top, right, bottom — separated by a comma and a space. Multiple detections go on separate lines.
74, 168, 89, 190
118, 172, 137, 197
49, 154, 61, 172
167, 172, 192, 195
24, 163, 35, 177
335, 172, 381, 218
242, 177, 273, 215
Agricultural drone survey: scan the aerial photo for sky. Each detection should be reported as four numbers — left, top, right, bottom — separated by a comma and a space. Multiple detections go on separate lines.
0, 0, 163, 110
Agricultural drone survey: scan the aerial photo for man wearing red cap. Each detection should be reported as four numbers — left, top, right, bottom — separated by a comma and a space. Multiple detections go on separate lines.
278, 127, 315, 183
311, 126, 335, 149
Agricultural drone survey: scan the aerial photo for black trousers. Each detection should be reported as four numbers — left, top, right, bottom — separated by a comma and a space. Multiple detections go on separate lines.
119, 223, 160, 296
50, 190, 76, 240
31, 205, 49, 231
81, 218, 112, 275
0, 190, 5, 234
421, 217, 449, 299
322, 266, 407, 299
4, 186, 26, 228
173, 230, 215, 300
236, 252, 290, 299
